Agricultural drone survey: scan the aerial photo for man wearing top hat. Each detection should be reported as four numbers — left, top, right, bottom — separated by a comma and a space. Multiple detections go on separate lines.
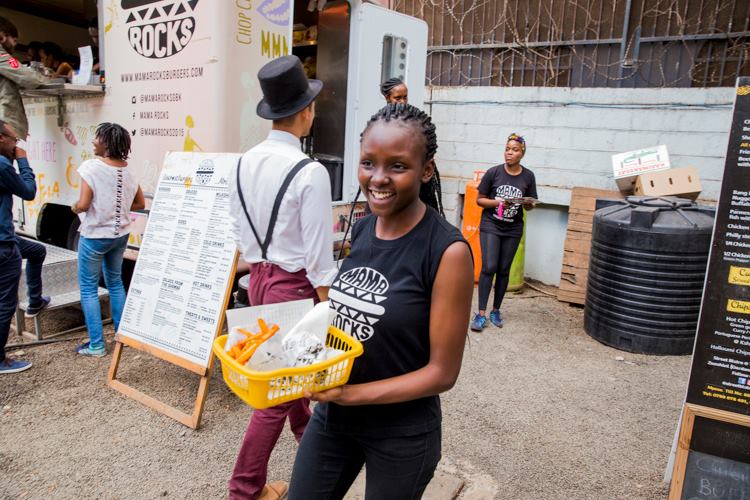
228, 55, 336, 500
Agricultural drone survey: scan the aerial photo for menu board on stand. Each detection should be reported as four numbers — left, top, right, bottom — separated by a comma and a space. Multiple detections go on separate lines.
669, 78, 750, 498
108, 152, 240, 429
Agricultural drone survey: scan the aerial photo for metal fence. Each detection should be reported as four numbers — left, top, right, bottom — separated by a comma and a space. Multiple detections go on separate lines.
391, 0, 750, 87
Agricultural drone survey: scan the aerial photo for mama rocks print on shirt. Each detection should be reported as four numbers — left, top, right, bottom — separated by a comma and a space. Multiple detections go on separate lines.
329, 267, 388, 342
493, 184, 523, 222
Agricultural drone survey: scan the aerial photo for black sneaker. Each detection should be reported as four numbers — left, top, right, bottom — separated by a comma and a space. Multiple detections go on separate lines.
25, 296, 51, 318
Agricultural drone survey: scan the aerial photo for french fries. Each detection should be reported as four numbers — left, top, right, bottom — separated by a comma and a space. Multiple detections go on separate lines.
228, 318, 280, 364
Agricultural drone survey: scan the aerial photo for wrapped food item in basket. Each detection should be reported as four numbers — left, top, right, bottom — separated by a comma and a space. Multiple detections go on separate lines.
282, 301, 332, 367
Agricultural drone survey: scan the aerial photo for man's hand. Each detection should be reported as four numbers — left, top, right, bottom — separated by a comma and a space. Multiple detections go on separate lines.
13, 147, 26, 159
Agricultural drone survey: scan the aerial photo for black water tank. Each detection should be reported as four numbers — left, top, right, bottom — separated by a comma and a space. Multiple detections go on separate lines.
584, 196, 715, 355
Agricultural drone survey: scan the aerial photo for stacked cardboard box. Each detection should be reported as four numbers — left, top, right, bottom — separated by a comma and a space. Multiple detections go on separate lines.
633, 167, 702, 200
612, 145, 702, 199
612, 145, 670, 193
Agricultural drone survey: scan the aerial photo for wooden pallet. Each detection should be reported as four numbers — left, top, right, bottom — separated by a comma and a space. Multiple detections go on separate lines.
558, 187, 624, 305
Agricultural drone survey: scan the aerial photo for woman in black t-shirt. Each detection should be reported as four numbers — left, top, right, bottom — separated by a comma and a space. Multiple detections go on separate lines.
289, 104, 474, 500
471, 133, 537, 332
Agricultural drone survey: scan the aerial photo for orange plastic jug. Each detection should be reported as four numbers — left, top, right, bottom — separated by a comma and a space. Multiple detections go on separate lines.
461, 171, 485, 283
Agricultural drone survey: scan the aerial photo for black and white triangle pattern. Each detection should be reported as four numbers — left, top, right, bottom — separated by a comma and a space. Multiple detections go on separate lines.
332, 279, 386, 305
125, 0, 198, 24
330, 298, 380, 326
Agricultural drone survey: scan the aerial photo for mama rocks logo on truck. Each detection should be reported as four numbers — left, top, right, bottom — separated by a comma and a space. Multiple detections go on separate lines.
123, 0, 198, 58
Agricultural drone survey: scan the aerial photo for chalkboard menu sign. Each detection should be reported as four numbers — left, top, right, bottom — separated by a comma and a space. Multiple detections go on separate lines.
670, 79, 750, 499
686, 78, 750, 414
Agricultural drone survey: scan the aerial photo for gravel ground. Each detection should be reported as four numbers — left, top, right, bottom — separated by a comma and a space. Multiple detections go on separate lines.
0, 286, 689, 499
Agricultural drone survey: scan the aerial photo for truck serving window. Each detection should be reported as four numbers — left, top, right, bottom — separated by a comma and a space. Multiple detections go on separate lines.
381, 35, 407, 82
4, 1, 102, 85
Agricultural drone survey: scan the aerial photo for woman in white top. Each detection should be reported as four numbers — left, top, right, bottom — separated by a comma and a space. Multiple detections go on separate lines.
71, 123, 144, 357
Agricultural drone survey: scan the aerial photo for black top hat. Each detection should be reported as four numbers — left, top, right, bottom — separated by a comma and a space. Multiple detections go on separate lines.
256, 56, 323, 120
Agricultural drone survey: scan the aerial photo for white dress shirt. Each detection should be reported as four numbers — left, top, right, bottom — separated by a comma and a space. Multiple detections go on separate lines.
229, 130, 337, 289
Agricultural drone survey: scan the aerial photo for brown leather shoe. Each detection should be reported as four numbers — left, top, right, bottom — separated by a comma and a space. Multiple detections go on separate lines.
259, 481, 288, 500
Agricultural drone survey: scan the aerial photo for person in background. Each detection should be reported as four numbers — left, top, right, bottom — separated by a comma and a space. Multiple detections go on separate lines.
87, 18, 100, 73
40, 41, 73, 79
0, 16, 48, 141
25, 41, 42, 64
0, 121, 36, 374
380, 77, 408, 104
288, 103, 474, 499
71, 123, 145, 357
228, 55, 336, 500
471, 133, 537, 332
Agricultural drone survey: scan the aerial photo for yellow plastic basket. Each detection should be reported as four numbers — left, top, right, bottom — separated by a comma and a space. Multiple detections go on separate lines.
212, 326, 363, 409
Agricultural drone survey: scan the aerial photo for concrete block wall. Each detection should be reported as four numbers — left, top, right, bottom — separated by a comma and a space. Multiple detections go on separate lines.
428, 86, 735, 285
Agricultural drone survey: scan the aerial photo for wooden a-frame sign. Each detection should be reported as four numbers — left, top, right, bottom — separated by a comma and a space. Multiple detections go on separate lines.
669, 79, 750, 497
108, 253, 237, 429
108, 152, 241, 429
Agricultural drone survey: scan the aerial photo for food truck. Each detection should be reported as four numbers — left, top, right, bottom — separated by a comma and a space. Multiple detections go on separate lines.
13, 0, 427, 255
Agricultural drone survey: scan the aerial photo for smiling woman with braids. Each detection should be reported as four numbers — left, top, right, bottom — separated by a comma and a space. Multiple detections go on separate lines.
71, 123, 145, 357
288, 103, 474, 500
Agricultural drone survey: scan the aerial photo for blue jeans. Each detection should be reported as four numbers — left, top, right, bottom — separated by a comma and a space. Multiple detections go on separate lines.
16, 236, 46, 306
78, 234, 129, 350
0, 242, 22, 362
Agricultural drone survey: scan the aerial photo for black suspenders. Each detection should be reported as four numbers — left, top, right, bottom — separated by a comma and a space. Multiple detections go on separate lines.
235, 156, 314, 260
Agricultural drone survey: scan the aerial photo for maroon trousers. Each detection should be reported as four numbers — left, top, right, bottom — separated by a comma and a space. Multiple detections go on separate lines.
228, 263, 317, 500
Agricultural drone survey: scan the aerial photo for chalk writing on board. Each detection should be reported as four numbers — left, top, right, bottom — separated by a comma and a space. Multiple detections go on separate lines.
681, 451, 750, 500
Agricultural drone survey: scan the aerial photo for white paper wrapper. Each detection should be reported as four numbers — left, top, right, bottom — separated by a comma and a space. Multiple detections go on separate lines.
282, 301, 331, 367
246, 334, 287, 371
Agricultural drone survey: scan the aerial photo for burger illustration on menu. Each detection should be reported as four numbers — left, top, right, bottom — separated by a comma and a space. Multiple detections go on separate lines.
195, 159, 215, 185
329, 267, 389, 342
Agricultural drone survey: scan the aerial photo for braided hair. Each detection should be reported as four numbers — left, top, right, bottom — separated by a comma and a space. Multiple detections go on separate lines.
95, 122, 131, 161
380, 77, 404, 98
361, 103, 445, 216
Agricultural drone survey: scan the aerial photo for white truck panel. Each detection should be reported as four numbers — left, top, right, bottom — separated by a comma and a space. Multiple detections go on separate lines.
343, 2, 428, 202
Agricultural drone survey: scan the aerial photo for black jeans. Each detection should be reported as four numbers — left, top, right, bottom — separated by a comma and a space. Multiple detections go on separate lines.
16, 236, 46, 306
0, 242, 22, 362
478, 231, 521, 311
289, 412, 441, 500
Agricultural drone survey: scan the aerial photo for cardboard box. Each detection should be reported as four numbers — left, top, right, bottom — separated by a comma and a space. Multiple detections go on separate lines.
611, 145, 671, 193
634, 166, 702, 200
